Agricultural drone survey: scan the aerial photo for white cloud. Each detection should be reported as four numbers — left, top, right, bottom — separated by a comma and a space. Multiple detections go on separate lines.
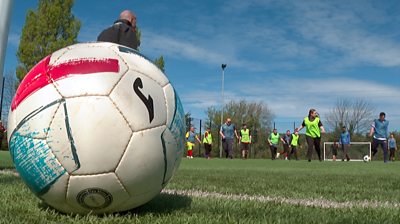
7, 32, 20, 47
141, 30, 267, 71
292, 1, 400, 68
183, 76, 400, 129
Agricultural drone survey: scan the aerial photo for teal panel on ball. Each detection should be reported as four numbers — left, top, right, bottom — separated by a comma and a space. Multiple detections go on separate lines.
9, 132, 66, 195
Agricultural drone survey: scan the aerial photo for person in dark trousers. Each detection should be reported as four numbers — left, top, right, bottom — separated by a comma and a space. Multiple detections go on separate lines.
203, 127, 213, 159
268, 129, 280, 160
297, 109, 326, 162
289, 129, 300, 160
339, 126, 351, 161
369, 112, 389, 163
331, 141, 338, 161
388, 134, 397, 162
220, 118, 239, 159
97, 10, 140, 50
239, 123, 252, 159
280, 130, 291, 160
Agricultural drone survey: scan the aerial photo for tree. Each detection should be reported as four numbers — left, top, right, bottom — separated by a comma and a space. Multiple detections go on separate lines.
16, 0, 80, 81
325, 98, 374, 134
1, 71, 18, 126
184, 112, 192, 131
154, 56, 165, 72
205, 100, 274, 157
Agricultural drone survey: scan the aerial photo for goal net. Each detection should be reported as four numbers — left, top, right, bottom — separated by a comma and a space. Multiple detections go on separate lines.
323, 142, 371, 161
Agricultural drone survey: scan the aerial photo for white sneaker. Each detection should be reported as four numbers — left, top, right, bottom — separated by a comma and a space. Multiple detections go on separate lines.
187, 156, 190, 158
276, 153, 280, 159
190, 156, 193, 159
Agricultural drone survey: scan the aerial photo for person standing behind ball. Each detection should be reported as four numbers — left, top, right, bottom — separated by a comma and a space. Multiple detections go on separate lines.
297, 109, 326, 162
97, 10, 140, 50
220, 118, 239, 159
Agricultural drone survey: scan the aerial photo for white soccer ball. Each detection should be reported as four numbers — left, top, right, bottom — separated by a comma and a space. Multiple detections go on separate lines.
363, 155, 370, 162
7, 42, 185, 214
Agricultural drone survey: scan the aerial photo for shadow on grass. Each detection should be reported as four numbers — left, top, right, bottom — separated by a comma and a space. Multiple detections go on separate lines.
38, 192, 192, 217
0, 173, 20, 184
129, 192, 192, 215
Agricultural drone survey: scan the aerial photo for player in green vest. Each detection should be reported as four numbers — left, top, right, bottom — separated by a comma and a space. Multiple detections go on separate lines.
239, 123, 252, 159
268, 129, 280, 160
288, 129, 300, 160
203, 127, 213, 159
297, 109, 326, 162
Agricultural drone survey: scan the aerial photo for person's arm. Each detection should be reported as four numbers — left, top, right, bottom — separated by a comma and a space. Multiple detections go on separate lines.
220, 126, 225, 139
267, 133, 272, 145
196, 135, 201, 144
249, 130, 252, 143
318, 120, 325, 134
234, 125, 239, 139
348, 133, 351, 144
369, 127, 374, 137
297, 120, 305, 132
280, 137, 285, 143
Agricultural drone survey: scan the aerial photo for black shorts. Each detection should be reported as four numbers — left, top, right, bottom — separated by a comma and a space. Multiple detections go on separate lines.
241, 142, 250, 150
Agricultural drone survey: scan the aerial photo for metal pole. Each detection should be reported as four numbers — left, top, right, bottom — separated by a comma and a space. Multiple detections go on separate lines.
219, 64, 226, 158
0, 77, 5, 120
199, 119, 202, 157
0, 0, 13, 82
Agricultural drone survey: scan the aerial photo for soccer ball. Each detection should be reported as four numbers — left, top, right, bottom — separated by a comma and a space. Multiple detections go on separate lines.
7, 42, 185, 214
363, 155, 370, 162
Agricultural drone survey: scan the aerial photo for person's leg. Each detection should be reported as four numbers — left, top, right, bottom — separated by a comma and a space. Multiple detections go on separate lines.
222, 140, 228, 158
314, 137, 322, 161
390, 148, 395, 161
283, 144, 289, 159
381, 140, 388, 162
371, 139, 378, 158
306, 136, 314, 161
345, 144, 350, 161
227, 139, 234, 159
269, 145, 275, 160
341, 144, 345, 161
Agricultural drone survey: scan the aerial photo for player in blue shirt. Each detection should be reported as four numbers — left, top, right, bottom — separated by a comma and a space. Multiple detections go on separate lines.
339, 126, 351, 161
369, 112, 389, 163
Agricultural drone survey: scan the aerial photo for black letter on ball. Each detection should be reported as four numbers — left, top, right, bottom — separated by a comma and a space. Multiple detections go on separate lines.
133, 78, 154, 123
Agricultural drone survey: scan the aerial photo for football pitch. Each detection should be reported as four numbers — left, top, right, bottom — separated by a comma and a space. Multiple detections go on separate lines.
1, 151, 400, 223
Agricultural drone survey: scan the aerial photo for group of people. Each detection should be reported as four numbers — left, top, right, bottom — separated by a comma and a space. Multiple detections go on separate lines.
98, 11, 396, 163
185, 118, 252, 159
185, 109, 395, 163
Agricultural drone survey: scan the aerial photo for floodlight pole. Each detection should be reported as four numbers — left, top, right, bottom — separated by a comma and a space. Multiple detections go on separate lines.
219, 64, 227, 158
0, 0, 13, 82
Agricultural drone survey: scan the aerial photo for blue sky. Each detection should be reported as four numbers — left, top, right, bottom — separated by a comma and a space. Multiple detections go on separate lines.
4, 0, 400, 132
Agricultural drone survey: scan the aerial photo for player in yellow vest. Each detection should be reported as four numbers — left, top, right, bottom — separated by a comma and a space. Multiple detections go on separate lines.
185, 126, 201, 159
268, 128, 280, 160
203, 127, 213, 159
288, 129, 300, 160
239, 123, 252, 159
297, 109, 326, 162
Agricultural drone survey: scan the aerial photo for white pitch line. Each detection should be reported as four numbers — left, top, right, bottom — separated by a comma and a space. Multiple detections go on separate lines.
162, 189, 400, 209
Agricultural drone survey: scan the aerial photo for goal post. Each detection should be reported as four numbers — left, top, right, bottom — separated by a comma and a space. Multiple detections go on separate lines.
323, 142, 371, 161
